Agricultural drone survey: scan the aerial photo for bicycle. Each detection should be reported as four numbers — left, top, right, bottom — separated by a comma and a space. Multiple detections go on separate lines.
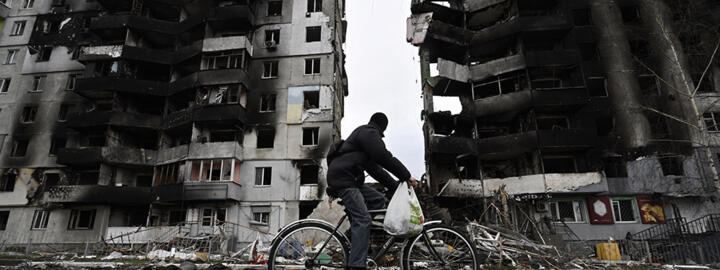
267, 204, 478, 269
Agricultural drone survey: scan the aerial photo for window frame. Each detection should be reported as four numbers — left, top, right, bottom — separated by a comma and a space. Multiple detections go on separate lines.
67, 209, 96, 230
0, 211, 9, 231
0, 173, 16, 192
66, 74, 80, 90
305, 26, 321, 42
190, 159, 236, 182
586, 76, 608, 97
252, 211, 270, 226
36, 47, 52, 62
5, 49, 18, 64
548, 199, 586, 223
21, 106, 38, 123
31, 75, 46, 92
262, 61, 279, 79
31, 210, 49, 230
200, 208, 226, 227
255, 167, 272, 186
611, 198, 639, 223
302, 127, 319, 146
703, 112, 720, 132
265, 29, 280, 44
267, 0, 282, 16
307, 0, 322, 13
10, 139, 29, 157
304, 58, 321, 75
10, 21, 26, 36
0, 78, 10, 93
49, 137, 66, 156
259, 94, 277, 113
22, 0, 33, 8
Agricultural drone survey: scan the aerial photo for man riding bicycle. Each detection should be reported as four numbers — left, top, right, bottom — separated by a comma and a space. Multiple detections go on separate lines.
327, 112, 418, 270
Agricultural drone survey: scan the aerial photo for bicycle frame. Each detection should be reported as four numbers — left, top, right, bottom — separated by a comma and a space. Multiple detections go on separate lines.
307, 213, 447, 268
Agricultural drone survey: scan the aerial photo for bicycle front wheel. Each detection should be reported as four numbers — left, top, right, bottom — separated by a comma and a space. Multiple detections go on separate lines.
268, 221, 349, 270
401, 224, 478, 270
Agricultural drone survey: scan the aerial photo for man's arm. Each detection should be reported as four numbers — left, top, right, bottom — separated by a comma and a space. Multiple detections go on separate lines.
365, 161, 399, 192
357, 128, 412, 182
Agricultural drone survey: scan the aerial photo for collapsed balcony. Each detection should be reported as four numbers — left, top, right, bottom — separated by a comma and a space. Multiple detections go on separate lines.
56, 147, 157, 168
43, 185, 151, 204
66, 110, 162, 131
163, 103, 247, 131
437, 172, 607, 197
429, 128, 597, 160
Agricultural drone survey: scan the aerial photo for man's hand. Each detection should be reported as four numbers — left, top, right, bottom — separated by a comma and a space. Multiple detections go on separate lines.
408, 176, 419, 188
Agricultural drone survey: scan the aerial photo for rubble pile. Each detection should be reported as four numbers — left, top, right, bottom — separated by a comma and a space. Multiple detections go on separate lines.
467, 222, 564, 268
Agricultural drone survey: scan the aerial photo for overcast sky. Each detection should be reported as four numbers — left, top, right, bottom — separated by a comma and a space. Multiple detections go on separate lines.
342, 0, 426, 178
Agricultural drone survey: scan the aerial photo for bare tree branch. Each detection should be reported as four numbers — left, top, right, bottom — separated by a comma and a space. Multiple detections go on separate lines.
641, 105, 702, 130
691, 39, 720, 97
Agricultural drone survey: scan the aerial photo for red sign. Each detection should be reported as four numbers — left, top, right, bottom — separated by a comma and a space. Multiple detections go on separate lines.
587, 197, 614, 224
637, 197, 666, 224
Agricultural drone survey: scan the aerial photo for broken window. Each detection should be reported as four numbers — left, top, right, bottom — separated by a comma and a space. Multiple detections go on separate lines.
308, 0, 321, 12
136, 175, 152, 187
659, 156, 683, 176
11, 139, 29, 157
0, 211, 8, 230
168, 210, 185, 225
603, 156, 627, 177
299, 202, 319, 219
78, 171, 99, 185
49, 137, 66, 156
66, 74, 80, 90
204, 50, 244, 70
620, 6, 641, 24
596, 116, 614, 136
306, 26, 321, 42
267, 0, 282, 16
472, 72, 526, 99
300, 164, 319, 184
68, 209, 96, 230
572, 8, 592, 26
542, 156, 577, 173
303, 91, 320, 109
5, 50, 18, 64
305, 58, 321, 75
302, 127, 319, 146
31, 210, 49, 230
0, 172, 16, 191
259, 94, 277, 112
210, 130, 239, 142
22, 0, 34, 8
196, 85, 243, 105
37, 47, 52, 62
629, 39, 650, 59
154, 163, 179, 185
44, 173, 60, 187
0, 78, 11, 93
191, 159, 236, 181
11, 21, 26, 36
31, 76, 45, 92
257, 128, 275, 148
586, 77, 607, 97
611, 199, 637, 222
201, 208, 225, 226
703, 112, 720, 132
58, 104, 71, 121
265, 29, 280, 46
536, 116, 569, 130
549, 200, 585, 223
262, 61, 279, 78
529, 66, 584, 89
578, 43, 599, 61
255, 167, 272, 186
40, 20, 60, 34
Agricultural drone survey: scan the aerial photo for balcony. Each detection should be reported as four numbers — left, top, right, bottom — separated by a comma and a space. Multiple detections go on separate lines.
437, 172, 607, 197
169, 69, 250, 94
164, 104, 247, 130
156, 142, 243, 164
152, 182, 242, 202
429, 129, 597, 159
56, 147, 157, 167
91, 5, 252, 36
66, 111, 162, 131
44, 185, 151, 204
75, 77, 167, 99
470, 87, 589, 117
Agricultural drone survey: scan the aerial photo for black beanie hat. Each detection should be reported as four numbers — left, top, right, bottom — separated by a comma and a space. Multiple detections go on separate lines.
369, 112, 388, 132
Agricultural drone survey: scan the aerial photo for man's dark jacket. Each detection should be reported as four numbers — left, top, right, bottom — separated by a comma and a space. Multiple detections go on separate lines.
326, 122, 411, 195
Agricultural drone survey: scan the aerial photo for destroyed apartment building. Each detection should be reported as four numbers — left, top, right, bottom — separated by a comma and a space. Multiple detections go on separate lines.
408, 0, 720, 251
0, 0, 347, 251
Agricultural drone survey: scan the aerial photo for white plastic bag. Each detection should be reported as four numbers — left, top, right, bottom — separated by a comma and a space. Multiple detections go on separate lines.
383, 182, 424, 236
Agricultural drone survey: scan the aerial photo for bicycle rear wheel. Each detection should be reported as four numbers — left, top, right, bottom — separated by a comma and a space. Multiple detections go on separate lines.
268, 221, 350, 269
401, 224, 478, 269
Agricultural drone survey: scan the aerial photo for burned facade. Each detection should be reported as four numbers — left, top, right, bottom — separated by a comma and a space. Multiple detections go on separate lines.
0, 0, 347, 250
409, 0, 720, 242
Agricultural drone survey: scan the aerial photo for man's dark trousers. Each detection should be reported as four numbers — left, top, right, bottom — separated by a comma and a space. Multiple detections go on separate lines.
340, 185, 386, 268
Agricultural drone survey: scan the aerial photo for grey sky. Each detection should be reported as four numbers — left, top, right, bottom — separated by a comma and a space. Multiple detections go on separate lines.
342, 0, 426, 178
